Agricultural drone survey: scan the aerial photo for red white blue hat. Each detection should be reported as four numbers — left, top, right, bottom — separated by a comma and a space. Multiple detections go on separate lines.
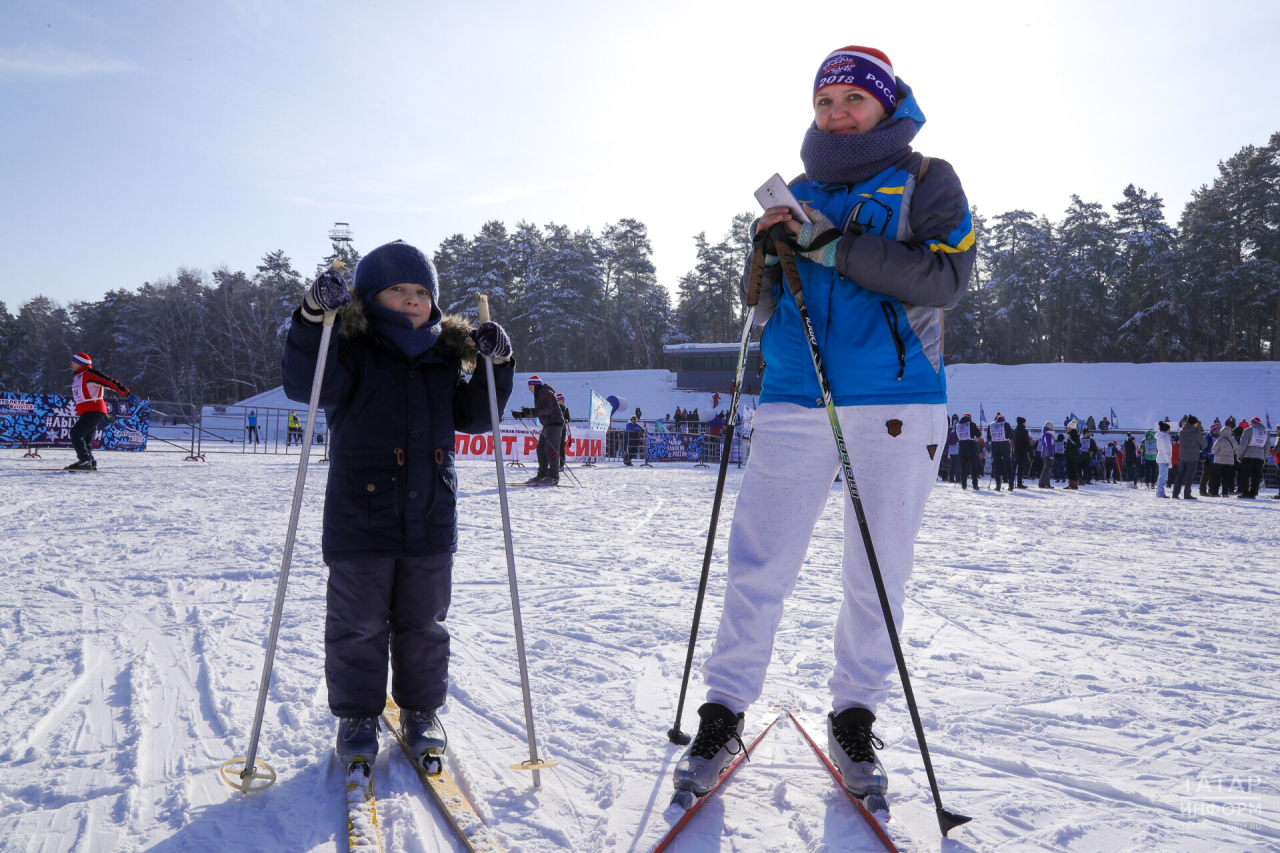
813, 46, 897, 113
527, 375, 543, 386
72, 352, 92, 367
555, 393, 565, 401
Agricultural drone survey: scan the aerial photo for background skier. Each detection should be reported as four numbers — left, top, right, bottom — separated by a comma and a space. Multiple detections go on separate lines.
1036, 421, 1055, 488
1172, 415, 1205, 499
511, 376, 564, 485
65, 352, 137, 471
986, 414, 1013, 490
556, 391, 570, 472
1155, 422, 1173, 498
1237, 417, 1273, 499
1013, 416, 1031, 488
281, 240, 514, 773
955, 414, 980, 489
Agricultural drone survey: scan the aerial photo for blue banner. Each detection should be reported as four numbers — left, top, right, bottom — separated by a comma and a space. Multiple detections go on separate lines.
646, 431, 705, 462
0, 393, 149, 451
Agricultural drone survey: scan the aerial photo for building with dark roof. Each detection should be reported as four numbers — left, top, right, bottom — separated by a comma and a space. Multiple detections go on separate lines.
663, 343, 762, 393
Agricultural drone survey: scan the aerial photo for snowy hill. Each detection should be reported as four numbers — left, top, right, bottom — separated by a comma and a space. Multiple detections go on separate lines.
236, 362, 1280, 428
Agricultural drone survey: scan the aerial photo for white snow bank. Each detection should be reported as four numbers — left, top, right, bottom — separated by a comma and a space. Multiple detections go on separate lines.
236, 361, 1280, 429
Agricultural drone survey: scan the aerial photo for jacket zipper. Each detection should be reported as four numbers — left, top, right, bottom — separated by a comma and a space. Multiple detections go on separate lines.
880, 301, 907, 381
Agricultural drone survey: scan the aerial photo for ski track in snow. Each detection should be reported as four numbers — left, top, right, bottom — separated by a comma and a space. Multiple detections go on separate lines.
0, 450, 1277, 852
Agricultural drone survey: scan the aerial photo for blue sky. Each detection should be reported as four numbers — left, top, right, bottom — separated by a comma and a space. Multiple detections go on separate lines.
2, 0, 1279, 308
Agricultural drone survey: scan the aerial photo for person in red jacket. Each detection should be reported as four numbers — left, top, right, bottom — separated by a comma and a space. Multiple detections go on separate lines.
67, 352, 136, 470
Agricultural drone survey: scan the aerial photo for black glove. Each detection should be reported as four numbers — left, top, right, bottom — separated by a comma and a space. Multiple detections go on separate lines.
470, 321, 512, 361
300, 270, 352, 324
511, 407, 532, 419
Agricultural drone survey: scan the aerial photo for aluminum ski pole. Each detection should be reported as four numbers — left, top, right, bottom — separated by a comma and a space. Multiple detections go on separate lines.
667, 305, 755, 745
773, 229, 971, 837
478, 295, 555, 786
220, 268, 342, 793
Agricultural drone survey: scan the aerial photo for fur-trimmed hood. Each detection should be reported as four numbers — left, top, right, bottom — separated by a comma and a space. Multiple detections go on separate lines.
337, 298, 479, 373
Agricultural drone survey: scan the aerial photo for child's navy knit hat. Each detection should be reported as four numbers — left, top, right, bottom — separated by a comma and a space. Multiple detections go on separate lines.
355, 240, 438, 303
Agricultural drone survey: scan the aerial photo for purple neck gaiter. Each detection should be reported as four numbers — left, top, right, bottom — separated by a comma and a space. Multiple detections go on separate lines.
799, 113, 918, 186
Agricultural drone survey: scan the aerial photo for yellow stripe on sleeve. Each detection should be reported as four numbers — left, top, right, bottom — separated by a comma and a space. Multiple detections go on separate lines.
928, 228, 976, 254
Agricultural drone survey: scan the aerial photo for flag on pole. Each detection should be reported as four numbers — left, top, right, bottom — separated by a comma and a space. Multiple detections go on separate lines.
979, 404, 986, 426
1110, 407, 1118, 426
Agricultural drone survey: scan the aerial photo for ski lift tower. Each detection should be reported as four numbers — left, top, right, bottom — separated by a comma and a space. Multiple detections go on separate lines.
328, 222, 353, 246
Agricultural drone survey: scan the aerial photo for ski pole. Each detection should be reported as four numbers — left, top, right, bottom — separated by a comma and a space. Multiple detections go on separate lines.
772, 229, 971, 837
220, 268, 343, 793
667, 306, 755, 746
478, 295, 554, 786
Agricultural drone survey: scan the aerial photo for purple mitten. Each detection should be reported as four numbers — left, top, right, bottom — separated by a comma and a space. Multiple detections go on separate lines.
469, 321, 512, 361
301, 270, 353, 323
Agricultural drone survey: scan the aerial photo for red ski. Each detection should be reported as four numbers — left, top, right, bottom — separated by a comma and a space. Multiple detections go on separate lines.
650, 712, 780, 853
787, 711, 900, 852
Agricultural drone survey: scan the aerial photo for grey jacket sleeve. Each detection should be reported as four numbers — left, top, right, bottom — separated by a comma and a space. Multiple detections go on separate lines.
832, 157, 974, 309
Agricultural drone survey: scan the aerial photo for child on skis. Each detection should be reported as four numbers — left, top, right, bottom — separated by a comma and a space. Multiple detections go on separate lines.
282, 240, 515, 772
673, 46, 973, 814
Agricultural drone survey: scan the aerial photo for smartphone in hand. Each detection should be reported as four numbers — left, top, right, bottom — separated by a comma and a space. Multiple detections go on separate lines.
754, 174, 811, 224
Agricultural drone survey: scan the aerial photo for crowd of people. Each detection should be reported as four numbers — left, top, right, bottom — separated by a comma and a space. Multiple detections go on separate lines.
938, 412, 1280, 499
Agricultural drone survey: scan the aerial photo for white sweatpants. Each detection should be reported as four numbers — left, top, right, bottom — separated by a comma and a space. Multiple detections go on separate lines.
703, 401, 947, 715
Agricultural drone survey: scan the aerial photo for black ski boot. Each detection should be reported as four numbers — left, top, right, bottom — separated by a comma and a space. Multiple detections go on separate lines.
828, 707, 889, 814
335, 716, 380, 771
65, 459, 94, 471
403, 709, 447, 775
671, 703, 746, 808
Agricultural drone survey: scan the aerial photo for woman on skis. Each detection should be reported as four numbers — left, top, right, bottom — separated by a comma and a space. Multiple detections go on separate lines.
673, 46, 974, 813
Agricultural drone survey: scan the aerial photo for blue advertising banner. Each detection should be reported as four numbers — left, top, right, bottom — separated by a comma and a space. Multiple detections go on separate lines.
0, 393, 150, 451
646, 431, 705, 462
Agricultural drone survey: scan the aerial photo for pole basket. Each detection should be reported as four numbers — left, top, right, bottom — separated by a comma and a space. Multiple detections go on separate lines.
219, 757, 277, 793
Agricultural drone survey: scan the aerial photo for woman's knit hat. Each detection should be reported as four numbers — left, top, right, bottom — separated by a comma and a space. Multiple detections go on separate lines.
813, 46, 897, 114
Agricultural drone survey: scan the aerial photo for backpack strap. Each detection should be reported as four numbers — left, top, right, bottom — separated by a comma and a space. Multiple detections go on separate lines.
916, 155, 932, 183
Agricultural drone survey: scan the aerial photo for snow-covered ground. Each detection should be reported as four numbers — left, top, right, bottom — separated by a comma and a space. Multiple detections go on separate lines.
2, 449, 1278, 853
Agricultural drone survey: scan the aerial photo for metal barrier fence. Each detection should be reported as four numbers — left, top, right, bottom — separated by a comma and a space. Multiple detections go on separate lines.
603, 421, 750, 468
143, 403, 329, 459
136, 408, 754, 467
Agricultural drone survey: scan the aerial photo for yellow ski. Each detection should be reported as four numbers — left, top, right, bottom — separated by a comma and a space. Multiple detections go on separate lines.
346, 757, 384, 851
382, 698, 505, 853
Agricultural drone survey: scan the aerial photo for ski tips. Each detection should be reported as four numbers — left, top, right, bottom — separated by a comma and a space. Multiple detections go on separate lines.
937, 807, 973, 836
218, 756, 277, 792
666, 726, 692, 746
670, 789, 697, 811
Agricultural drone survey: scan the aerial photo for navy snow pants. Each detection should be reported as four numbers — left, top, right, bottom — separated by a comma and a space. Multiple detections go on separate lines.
325, 553, 453, 718
69, 411, 107, 462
